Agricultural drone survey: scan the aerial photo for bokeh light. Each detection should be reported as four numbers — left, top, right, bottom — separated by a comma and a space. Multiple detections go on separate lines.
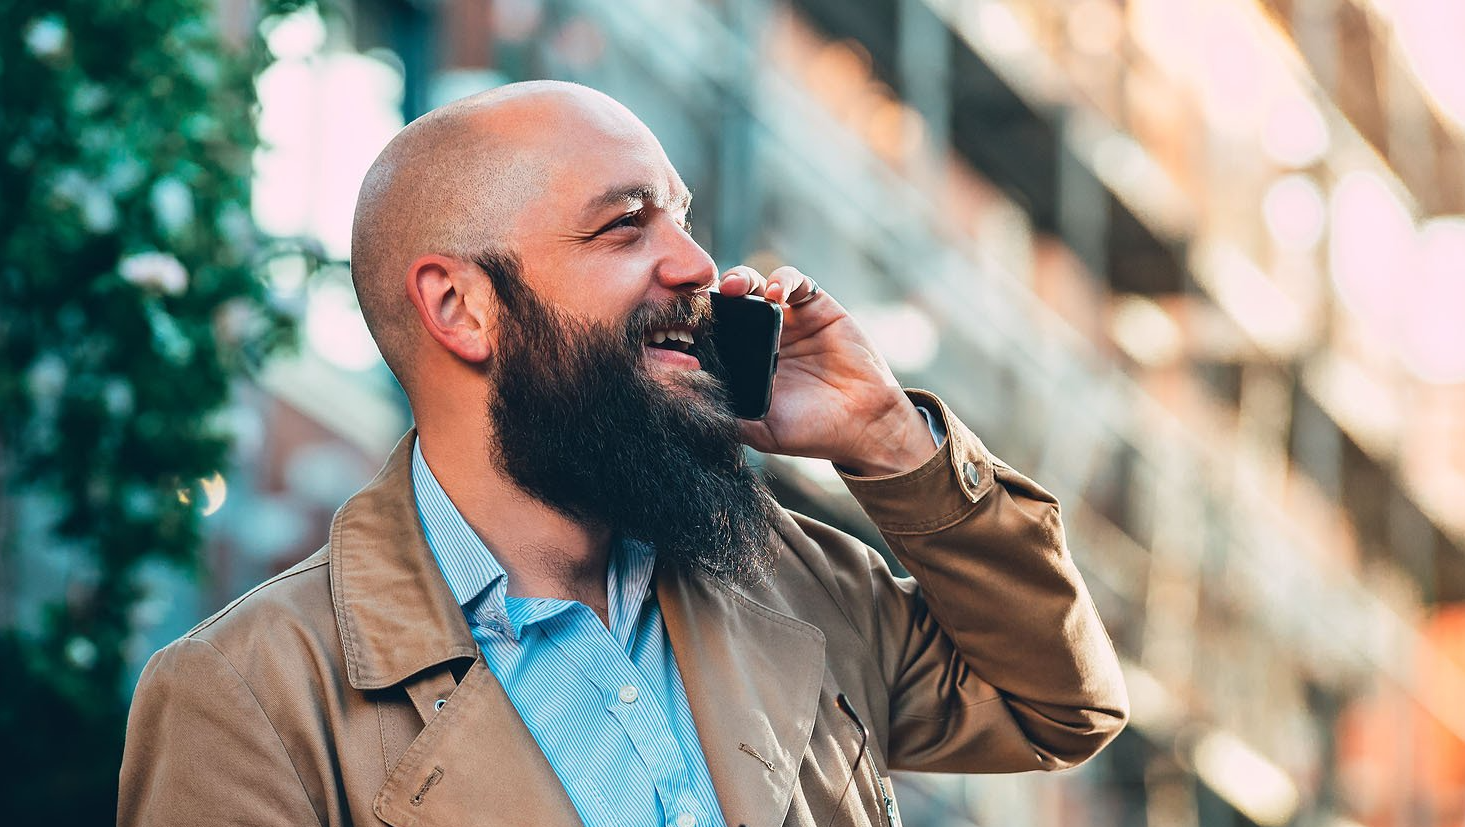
1262, 94, 1331, 169
304, 280, 383, 372
1263, 174, 1327, 252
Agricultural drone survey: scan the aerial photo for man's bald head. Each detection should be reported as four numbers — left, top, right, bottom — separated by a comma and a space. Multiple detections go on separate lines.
350, 80, 651, 393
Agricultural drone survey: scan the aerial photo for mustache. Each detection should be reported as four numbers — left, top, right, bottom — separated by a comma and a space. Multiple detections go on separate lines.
619, 293, 713, 345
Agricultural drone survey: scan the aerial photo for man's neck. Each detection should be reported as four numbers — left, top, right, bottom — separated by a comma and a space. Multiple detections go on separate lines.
416, 425, 613, 623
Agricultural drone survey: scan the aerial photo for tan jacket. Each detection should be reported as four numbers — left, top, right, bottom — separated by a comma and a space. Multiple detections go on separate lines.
119, 393, 1127, 826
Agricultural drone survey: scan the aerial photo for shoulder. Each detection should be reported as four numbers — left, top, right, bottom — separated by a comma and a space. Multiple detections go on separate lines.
122, 553, 334, 827
188, 546, 333, 637
156, 547, 339, 687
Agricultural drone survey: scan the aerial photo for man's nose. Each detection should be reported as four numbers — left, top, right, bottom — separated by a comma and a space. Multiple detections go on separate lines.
654, 221, 717, 294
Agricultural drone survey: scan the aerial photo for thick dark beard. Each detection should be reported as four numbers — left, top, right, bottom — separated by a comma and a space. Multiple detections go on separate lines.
475, 251, 781, 588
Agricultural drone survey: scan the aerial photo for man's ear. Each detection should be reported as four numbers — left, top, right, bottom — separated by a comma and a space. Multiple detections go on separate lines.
403, 254, 497, 364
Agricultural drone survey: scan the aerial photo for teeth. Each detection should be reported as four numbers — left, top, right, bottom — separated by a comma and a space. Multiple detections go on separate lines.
646, 328, 695, 345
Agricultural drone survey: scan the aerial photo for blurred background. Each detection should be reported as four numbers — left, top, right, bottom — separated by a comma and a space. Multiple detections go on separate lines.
4, 0, 1465, 824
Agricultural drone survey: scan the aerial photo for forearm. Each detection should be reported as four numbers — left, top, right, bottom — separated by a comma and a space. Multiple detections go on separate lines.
839, 390, 1129, 768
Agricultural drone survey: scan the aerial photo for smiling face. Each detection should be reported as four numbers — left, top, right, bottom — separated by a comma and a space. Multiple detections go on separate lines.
479, 90, 783, 580
492, 93, 718, 381
350, 81, 719, 396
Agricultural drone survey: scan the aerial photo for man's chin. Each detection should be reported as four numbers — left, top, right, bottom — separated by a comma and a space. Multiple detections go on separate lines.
644, 364, 732, 418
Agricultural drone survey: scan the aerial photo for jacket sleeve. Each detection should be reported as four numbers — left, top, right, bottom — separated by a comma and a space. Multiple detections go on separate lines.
119, 636, 323, 826
834, 390, 1129, 773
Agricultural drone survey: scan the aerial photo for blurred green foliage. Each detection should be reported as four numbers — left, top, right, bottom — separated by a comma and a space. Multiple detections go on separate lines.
0, 0, 312, 821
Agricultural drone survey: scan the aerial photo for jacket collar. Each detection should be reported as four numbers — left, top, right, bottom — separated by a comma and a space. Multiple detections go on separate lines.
330, 430, 479, 690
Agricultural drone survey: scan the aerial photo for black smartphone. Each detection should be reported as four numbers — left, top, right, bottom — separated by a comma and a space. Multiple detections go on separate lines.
705, 292, 783, 420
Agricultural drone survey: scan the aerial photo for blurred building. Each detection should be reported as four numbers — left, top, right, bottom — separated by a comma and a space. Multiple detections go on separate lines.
129, 0, 1465, 824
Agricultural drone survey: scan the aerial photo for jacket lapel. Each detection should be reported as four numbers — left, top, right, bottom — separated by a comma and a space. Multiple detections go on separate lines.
330, 431, 479, 691
659, 564, 827, 827
332, 433, 577, 826
373, 659, 580, 827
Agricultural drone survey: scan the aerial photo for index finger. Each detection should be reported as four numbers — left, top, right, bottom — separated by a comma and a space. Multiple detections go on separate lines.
718, 265, 767, 298
766, 265, 809, 305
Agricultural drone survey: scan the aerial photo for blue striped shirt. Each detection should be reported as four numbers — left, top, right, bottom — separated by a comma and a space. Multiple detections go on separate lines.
411, 441, 725, 827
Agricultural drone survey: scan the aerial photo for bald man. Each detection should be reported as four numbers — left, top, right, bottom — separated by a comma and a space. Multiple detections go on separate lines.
120, 82, 1127, 827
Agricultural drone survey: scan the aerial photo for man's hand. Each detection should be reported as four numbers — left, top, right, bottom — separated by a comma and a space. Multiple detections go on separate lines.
717, 265, 938, 477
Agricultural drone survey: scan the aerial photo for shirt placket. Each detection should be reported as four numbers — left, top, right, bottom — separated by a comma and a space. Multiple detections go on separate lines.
540, 608, 714, 827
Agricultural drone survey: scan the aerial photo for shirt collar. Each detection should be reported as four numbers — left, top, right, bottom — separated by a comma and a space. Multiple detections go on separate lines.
410, 438, 657, 644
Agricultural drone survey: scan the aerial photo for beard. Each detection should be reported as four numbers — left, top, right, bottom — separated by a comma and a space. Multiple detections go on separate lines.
475, 252, 781, 588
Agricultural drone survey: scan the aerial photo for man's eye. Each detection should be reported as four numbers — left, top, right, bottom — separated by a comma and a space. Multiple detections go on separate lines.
605, 211, 642, 232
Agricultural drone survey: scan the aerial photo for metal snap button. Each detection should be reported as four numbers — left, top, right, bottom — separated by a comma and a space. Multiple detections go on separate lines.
962, 460, 980, 488
434, 698, 447, 711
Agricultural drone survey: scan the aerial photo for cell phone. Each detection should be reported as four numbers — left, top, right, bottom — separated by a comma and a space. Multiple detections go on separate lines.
705, 292, 783, 420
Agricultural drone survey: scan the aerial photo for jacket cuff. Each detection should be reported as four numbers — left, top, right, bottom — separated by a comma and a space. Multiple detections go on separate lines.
836, 390, 999, 535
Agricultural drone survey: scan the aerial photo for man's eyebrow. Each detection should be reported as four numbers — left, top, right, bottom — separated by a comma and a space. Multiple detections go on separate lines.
581, 183, 692, 220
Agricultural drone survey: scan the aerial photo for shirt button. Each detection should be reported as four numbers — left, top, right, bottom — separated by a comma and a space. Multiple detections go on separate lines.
675, 814, 696, 827
618, 685, 639, 704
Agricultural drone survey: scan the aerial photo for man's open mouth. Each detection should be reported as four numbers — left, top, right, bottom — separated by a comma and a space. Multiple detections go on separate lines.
643, 324, 697, 353
641, 324, 704, 370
